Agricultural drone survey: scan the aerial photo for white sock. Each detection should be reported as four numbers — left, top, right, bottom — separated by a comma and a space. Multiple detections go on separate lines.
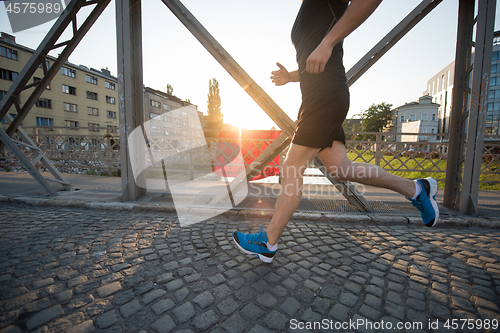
412, 181, 422, 200
266, 242, 278, 251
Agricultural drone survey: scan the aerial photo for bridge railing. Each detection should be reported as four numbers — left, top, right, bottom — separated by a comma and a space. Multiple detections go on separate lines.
1, 128, 499, 184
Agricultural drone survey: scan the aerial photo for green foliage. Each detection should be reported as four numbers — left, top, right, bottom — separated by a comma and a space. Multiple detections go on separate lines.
207, 78, 221, 117
343, 119, 363, 141
356, 102, 393, 140
166, 84, 174, 95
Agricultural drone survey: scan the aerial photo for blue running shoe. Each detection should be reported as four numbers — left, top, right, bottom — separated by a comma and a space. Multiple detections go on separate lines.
409, 177, 439, 227
232, 227, 277, 263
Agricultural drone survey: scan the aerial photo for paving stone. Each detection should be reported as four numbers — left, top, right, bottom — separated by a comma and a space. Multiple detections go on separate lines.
217, 297, 239, 316
25, 305, 63, 330
248, 324, 272, 333
329, 303, 350, 322
68, 294, 94, 310
172, 302, 195, 324
142, 289, 166, 304
256, 293, 277, 308
222, 313, 248, 333
192, 310, 219, 331
263, 310, 289, 331
152, 298, 175, 316
150, 314, 175, 333
85, 300, 112, 317
67, 275, 88, 288
406, 297, 426, 311
32, 278, 54, 289
24, 297, 51, 313
279, 297, 301, 317
339, 292, 359, 307
96, 282, 121, 298
120, 299, 143, 318
66, 320, 95, 333
240, 302, 265, 320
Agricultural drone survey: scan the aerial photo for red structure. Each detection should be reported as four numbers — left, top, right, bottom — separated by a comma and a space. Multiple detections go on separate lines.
214, 129, 282, 180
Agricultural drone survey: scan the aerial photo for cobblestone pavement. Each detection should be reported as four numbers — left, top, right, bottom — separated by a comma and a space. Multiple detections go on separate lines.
1, 202, 500, 333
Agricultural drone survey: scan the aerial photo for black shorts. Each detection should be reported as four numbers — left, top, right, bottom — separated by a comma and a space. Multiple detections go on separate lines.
291, 74, 350, 150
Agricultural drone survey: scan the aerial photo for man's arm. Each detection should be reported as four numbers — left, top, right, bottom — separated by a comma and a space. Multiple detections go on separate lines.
306, 0, 382, 74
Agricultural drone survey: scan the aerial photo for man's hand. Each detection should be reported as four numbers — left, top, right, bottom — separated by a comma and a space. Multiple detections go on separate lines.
306, 0, 382, 74
306, 42, 333, 74
271, 62, 290, 86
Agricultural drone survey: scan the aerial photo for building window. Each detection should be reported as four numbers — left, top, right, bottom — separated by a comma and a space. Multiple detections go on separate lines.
0, 46, 18, 61
38, 61, 50, 70
65, 120, 78, 129
0, 90, 6, 101
489, 90, 497, 99
431, 113, 437, 121
64, 102, 77, 113
400, 115, 405, 123
163, 104, 173, 111
86, 74, 98, 85
87, 107, 99, 116
0, 68, 18, 81
492, 65, 497, 74
106, 96, 116, 104
88, 123, 100, 132
495, 102, 500, 112
61, 66, 76, 78
107, 110, 116, 119
421, 113, 428, 121
86, 91, 98, 100
410, 114, 416, 121
36, 117, 53, 127
492, 77, 497, 86
35, 98, 52, 109
34, 77, 50, 90
107, 125, 117, 133
150, 100, 161, 108
105, 81, 115, 90
493, 51, 499, 61
62, 84, 76, 95
150, 113, 161, 119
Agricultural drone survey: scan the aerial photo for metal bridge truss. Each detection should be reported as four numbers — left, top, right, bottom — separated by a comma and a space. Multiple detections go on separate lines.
444, 0, 497, 215
0, 0, 496, 215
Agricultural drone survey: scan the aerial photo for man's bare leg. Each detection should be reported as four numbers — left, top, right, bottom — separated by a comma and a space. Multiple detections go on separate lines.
265, 143, 320, 245
265, 141, 418, 246
318, 141, 416, 198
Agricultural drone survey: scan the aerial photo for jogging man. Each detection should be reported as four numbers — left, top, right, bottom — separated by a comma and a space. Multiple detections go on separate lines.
232, 0, 439, 263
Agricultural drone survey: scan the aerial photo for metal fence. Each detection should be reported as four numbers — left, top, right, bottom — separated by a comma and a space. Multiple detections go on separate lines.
1, 128, 500, 184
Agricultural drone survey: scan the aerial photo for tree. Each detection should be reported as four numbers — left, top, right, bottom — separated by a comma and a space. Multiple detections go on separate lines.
166, 84, 173, 95
357, 102, 393, 140
207, 78, 221, 118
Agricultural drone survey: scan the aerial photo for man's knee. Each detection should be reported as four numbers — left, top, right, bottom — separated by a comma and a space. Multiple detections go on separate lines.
281, 160, 307, 180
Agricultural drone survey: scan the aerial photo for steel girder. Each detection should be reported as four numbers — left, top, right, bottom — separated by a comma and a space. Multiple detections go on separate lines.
444, 0, 497, 215
0, 0, 111, 195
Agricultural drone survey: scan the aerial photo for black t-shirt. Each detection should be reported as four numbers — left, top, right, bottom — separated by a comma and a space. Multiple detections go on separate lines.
291, 0, 348, 91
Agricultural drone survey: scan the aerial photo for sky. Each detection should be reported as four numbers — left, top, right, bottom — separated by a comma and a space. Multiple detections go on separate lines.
1, 0, 500, 130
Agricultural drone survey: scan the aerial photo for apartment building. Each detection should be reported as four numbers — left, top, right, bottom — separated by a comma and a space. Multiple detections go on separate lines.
0, 32, 119, 136
423, 61, 454, 135
392, 95, 440, 142
144, 87, 204, 145
424, 30, 500, 135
